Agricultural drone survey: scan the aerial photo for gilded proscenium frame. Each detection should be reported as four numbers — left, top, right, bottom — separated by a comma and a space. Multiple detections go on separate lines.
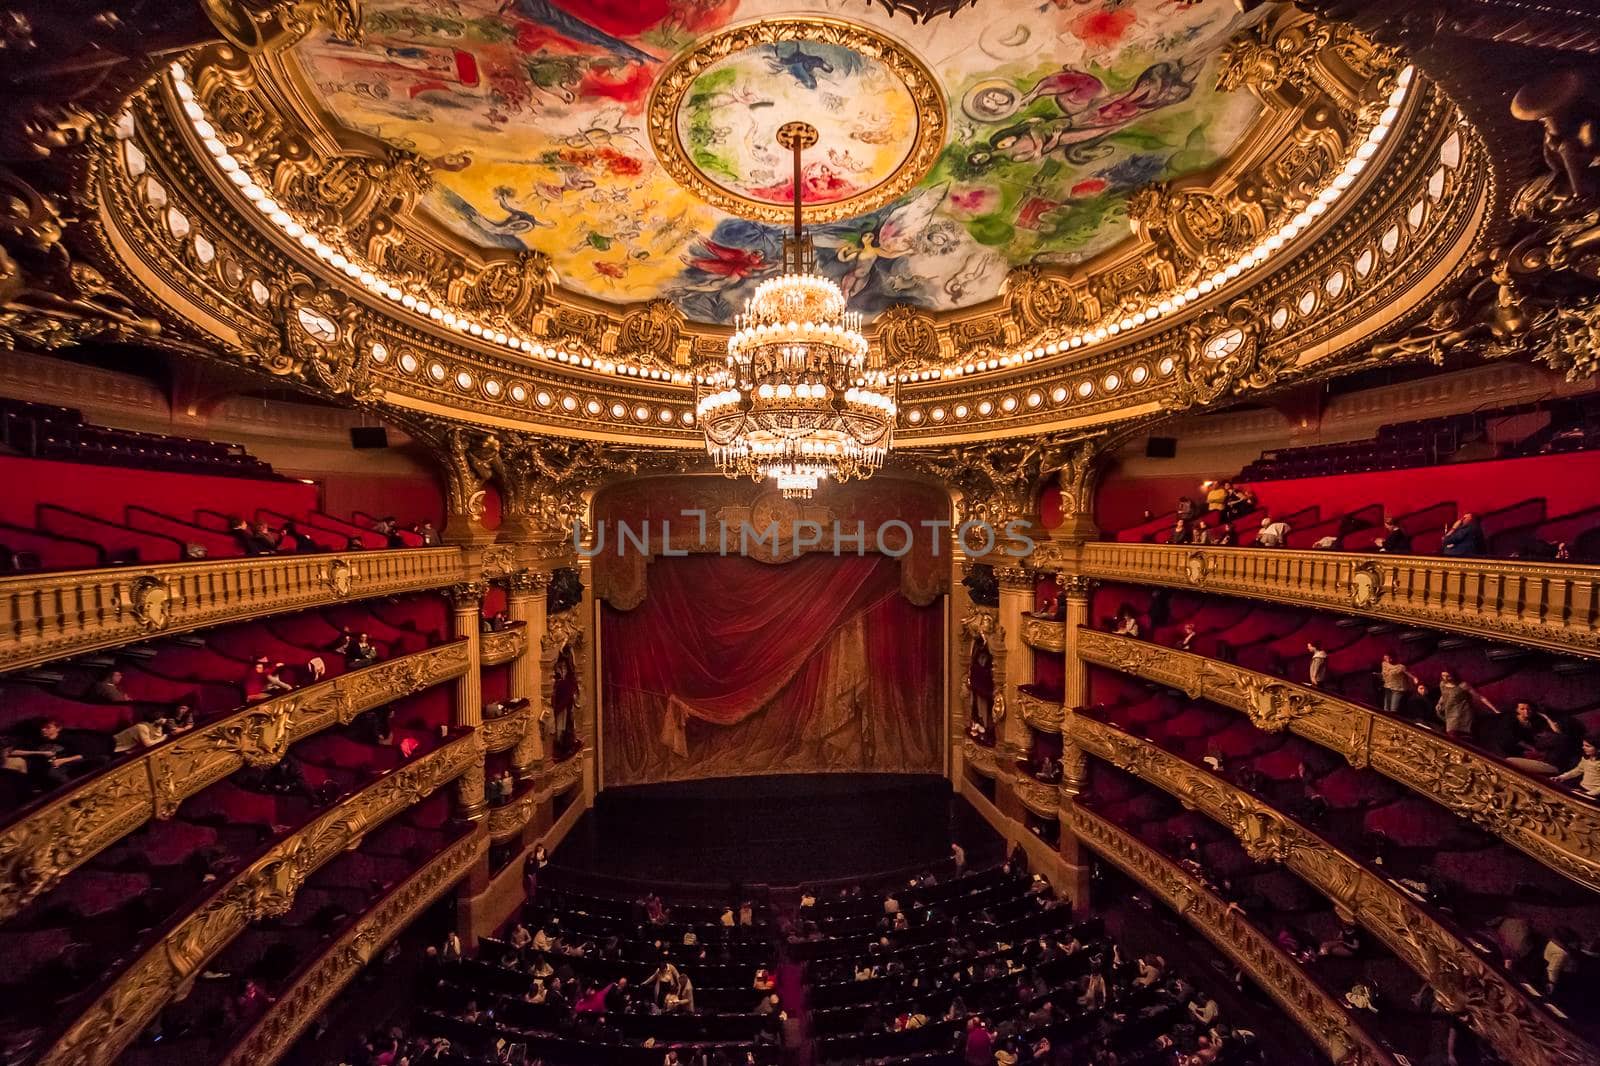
215, 826, 489, 1066
40, 729, 486, 1066
0, 639, 471, 923
1079, 628, 1600, 894
1074, 715, 1595, 1066
1073, 541, 1600, 659
645, 17, 948, 225
1065, 803, 1398, 1066
80, 11, 1483, 446
0, 547, 467, 676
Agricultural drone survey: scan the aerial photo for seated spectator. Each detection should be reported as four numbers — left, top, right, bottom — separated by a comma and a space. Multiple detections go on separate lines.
1504, 704, 1580, 775
90, 668, 130, 703
279, 520, 320, 554
1375, 517, 1412, 553
347, 633, 380, 669
374, 517, 406, 548
1255, 514, 1291, 547
416, 521, 440, 546
1209, 522, 1235, 547
265, 661, 295, 695
1112, 607, 1140, 639
1223, 485, 1255, 522
1189, 993, 1219, 1024
10, 718, 88, 790
345, 535, 366, 551
244, 658, 275, 702
1441, 512, 1487, 557
113, 708, 177, 753
251, 522, 281, 553
1553, 739, 1600, 798
1170, 518, 1193, 545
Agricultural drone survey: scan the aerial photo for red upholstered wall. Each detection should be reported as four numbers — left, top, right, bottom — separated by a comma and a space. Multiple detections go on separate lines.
1094, 451, 1600, 534
302, 471, 446, 529
0, 456, 317, 527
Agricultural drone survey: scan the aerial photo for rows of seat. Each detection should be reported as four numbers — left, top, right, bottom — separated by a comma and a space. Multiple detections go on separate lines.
1079, 676, 1600, 1044
0, 702, 468, 1059
120, 791, 467, 1066
0, 398, 280, 480
1081, 764, 1436, 1063
1091, 583, 1600, 764
410, 882, 784, 1065
0, 592, 452, 817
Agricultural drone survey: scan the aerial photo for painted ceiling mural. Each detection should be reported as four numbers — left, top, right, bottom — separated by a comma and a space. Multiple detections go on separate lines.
293, 0, 1264, 324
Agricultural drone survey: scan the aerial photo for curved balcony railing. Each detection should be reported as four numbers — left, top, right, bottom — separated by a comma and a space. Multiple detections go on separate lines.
0, 639, 472, 922
1064, 803, 1398, 1066
1015, 687, 1064, 733
1075, 541, 1600, 659
1071, 714, 1595, 1065
480, 621, 528, 666
0, 547, 467, 675
216, 826, 489, 1066
39, 729, 484, 1066
489, 782, 540, 843
1077, 628, 1600, 895
1021, 615, 1065, 653
481, 698, 536, 755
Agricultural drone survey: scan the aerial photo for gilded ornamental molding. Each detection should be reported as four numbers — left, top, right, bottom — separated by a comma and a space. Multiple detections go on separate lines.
41, 729, 485, 1066
481, 700, 537, 756
66, 12, 1492, 447
1074, 716, 1595, 1065
1015, 776, 1062, 819
1016, 688, 1065, 734
216, 826, 489, 1066
479, 625, 527, 667
489, 789, 540, 845
1080, 629, 1600, 893
1076, 541, 1600, 659
1022, 616, 1066, 654
962, 738, 998, 779
0, 639, 470, 923
1065, 803, 1397, 1066
0, 547, 468, 675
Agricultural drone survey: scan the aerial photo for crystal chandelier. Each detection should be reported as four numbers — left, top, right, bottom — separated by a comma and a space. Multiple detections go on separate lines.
698, 121, 895, 500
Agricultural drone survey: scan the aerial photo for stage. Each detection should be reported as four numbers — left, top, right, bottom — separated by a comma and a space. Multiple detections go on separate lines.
549, 773, 1002, 887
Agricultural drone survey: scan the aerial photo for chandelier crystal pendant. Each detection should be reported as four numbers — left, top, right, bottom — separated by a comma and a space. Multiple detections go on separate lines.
697, 121, 895, 500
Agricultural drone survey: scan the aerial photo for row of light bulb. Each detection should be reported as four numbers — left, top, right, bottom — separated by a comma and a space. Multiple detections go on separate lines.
728, 320, 869, 359
747, 273, 848, 314
894, 65, 1416, 385
170, 62, 693, 387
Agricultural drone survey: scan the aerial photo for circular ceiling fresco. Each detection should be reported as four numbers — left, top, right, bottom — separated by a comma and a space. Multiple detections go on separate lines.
291, 0, 1264, 324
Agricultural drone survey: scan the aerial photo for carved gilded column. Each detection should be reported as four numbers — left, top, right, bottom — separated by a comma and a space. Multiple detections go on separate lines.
995, 565, 1034, 757
446, 581, 488, 820
505, 569, 550, 780
947, 541, 971, 786
574, 554, 598, 797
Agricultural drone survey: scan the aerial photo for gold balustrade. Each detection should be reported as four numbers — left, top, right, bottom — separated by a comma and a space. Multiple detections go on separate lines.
1021, 616, 1066, 654
1016, 775, 1062, 818
1078, 629, 1600, 895
1073, 715, 1595, 1065
216, 826, 490, 1066
1074, 542, 1600, 659
1064, 803, 1398, 1066
963, 738, 999, 778
481, 699, 537, 754
480, 623, 528, 666
0, 639, 472, 923
0, 547, 469, 675
41, 729, 485, 1066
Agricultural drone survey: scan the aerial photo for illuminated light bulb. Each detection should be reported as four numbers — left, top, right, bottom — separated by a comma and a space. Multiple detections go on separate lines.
1197, 279, 1214, 294
1356, 142, 1379, 161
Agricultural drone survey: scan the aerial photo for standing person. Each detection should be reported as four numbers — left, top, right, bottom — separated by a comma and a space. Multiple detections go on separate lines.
963, 1016, 993, 1066
1206, 481, 1229, 513
1435, 671, 1493, 739
1306, 641, 1329, 689
1378, 654, 1415, 713
951, 841, 966, 874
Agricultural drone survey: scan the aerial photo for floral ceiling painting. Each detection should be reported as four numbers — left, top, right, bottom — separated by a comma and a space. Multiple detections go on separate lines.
293, 0, 1262, 324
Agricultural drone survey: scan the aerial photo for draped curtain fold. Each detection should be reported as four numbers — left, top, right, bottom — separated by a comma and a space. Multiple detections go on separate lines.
602, 554, 942, 785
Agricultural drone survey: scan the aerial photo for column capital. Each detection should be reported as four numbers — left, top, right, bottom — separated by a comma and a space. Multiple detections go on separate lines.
1056, 573, 1095, 597
996, 565, 1035, 591
502, 568, 551, 594
445, 581, 488, 609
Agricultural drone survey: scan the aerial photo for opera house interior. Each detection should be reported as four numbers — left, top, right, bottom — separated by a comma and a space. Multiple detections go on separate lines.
3, 0, 1600, 1063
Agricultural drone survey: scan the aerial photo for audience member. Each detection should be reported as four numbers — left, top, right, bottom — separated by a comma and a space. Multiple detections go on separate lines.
1441, 513, 1487, 557
1255, 514, 1290, 547
1553, 739, 1600, 798
1375, 517, 1412, 554
1377, 654, 1415, 714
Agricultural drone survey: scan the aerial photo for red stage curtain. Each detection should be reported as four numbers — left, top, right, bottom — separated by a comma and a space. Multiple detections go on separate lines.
602, 553, 942, 785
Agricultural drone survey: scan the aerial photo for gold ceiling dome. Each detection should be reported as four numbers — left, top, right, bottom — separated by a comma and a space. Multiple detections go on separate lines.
71, 2, 1488, 451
